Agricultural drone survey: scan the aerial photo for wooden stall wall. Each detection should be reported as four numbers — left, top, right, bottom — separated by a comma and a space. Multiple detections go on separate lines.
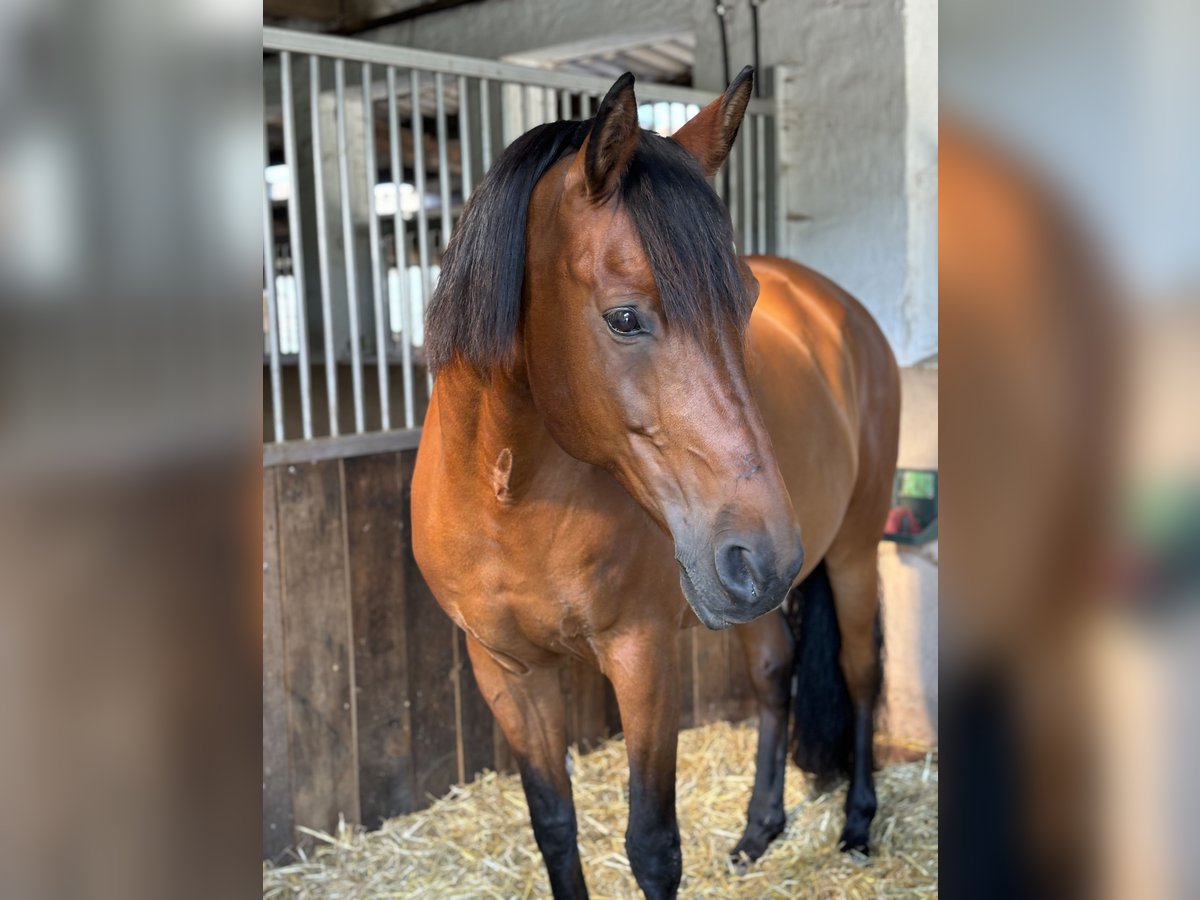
263, 449, 756, 860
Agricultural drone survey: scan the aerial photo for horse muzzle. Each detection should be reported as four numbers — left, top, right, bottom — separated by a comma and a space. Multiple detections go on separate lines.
678, 531, 803, 629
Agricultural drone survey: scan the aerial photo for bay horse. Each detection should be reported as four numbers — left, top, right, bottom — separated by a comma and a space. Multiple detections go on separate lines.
412, 68, 899, 898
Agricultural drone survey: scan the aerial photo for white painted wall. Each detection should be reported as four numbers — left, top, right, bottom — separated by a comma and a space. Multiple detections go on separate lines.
691, 0, 934, 364
903, 0, 938, 364
773, 47, 908, 361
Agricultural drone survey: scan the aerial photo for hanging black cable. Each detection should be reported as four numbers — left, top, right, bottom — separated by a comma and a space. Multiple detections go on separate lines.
749, 0, 763, 97
714, 0, 731, 87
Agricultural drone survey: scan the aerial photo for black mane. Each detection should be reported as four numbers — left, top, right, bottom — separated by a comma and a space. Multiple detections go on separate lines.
425, 119, 748, 374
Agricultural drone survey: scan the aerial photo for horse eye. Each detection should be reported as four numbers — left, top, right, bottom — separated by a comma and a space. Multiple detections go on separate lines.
603, 307, 643, 335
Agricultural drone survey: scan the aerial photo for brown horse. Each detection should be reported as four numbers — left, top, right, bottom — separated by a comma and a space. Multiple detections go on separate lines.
412, 68, 899, 898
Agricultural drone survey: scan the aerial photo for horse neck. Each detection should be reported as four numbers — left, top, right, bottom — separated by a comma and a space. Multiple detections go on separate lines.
432, 360, 558, 502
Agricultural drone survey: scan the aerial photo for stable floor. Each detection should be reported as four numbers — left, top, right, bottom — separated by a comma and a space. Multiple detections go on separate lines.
264, 720, 937, 898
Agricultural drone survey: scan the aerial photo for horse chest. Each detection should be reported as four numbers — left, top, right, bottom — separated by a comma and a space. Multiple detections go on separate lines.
428, 481, 678, 666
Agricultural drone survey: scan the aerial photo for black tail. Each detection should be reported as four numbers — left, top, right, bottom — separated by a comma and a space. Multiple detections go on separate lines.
785, 560, 854, 775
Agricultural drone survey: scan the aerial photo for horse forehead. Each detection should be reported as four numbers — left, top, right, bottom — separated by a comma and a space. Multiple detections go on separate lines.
600, 227, 654, 283
565, 205, 656, 293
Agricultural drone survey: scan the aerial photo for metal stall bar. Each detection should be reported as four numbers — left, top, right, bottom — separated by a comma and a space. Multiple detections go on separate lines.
742, 119, 753, 253
498, 81, 508, 150
335, 59, 366, 433
457, 74, 473, 201
479, 77, 493, 170
263, 30, 778, 458
755, 114, 767, 254
434, 73, 453, 247
262, 128, 284, 443
264, 427, 423, 468
310, 55, 339, 436
433, 72, 453, 396
410, 69, 434, 395
363, 62, 391, 431
266, 28, 775, 112
279, 52, 314, 439
387, 67, 416, 429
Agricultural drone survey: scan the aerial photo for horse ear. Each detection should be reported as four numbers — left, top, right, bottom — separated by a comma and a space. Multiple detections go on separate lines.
568, 72, 640, 201
671, 66, 754, 176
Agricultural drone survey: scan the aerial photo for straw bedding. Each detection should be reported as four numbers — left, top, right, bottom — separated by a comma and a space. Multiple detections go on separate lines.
264, 720, 937, 899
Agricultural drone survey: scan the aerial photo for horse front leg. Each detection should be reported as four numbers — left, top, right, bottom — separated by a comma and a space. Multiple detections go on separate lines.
463, 636, 588, 899
730, 609, 793, 866
602, 628, 683, 899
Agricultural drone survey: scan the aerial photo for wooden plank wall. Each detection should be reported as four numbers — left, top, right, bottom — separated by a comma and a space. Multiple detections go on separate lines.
262, 448, 756, 860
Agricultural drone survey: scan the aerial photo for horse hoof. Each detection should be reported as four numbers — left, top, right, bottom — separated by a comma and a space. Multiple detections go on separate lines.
729, 818, 786, 869
838, 828, 871, 860
728, 853, 751, 876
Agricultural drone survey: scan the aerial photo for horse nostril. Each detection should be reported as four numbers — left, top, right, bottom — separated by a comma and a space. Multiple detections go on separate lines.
714, 537, 772, 603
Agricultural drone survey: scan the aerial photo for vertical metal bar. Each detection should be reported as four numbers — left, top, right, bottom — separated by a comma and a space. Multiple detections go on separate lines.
310, 56, 339, 437
335, 58, 366, 433
363, 63, 390, 431
742, 120, 753, 253
520, 83, 530, 135
434, 73, 453, 249
262, 128, 284, 443
279, 52, 313, 439
432, 72, 452, 397
496, 82, 505, 148
479, 77, 492, 170
581, 93, 592, 117
457, 74, 473, 201
560, 88, 570, 120
756, 114, 768, 254
388, 68, 415, 429
498, 82, 509, 148
544, 86, 554, 122
410, 69, 434, 395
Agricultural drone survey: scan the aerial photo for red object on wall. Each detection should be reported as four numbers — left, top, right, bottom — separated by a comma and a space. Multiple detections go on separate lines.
885, 506, 921, 536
